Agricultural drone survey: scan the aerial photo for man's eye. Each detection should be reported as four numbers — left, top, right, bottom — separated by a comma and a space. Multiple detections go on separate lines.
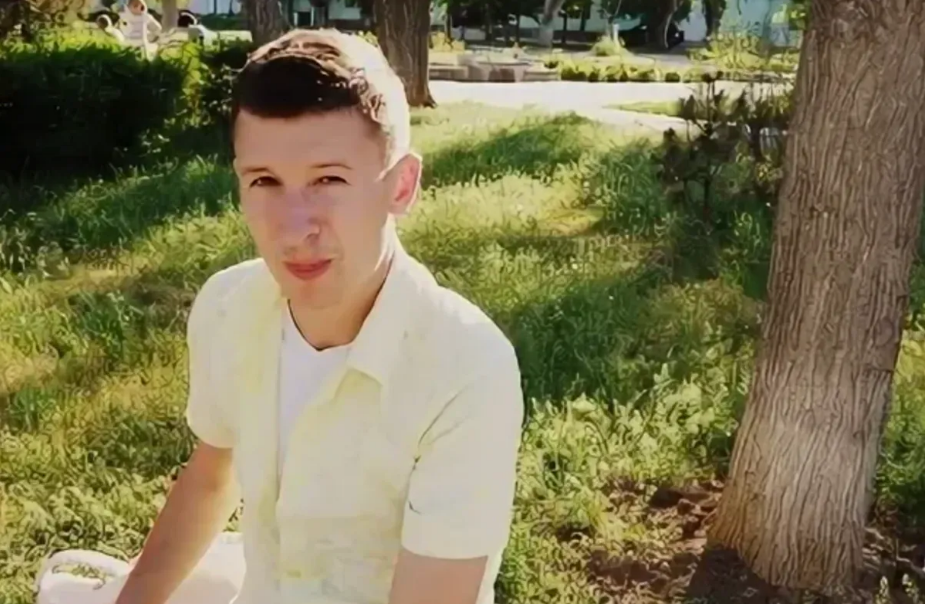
250, 176, 278, 188
317, 176, 347, 185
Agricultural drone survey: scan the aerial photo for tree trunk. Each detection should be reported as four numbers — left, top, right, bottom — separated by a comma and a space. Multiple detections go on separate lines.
161, 0, 178, 30
560, 12, 567, 48
650, 0, 677, 50
537, 0, 565, 47
704, 0, 725, 40
243, 0, 288, 45
709, 0, 925, 595
373, 0, 435, 108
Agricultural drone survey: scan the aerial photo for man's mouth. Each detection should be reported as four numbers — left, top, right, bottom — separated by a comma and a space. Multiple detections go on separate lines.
283, 259, 332, 281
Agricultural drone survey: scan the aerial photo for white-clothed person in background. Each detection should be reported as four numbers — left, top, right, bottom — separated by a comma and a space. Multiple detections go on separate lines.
119, 0, 161, 59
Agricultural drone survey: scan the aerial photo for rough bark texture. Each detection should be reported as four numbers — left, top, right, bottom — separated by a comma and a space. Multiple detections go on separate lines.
710, 0, 925, 595
243, 0, 288, 46
161, 0, 178, 30
373, 0, 435, 108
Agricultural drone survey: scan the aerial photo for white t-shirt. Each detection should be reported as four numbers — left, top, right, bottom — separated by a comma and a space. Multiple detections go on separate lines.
277, 303, 350, 471
120, 10, 157, 42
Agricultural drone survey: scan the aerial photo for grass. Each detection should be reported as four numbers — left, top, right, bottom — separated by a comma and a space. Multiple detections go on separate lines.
4, 101, 925, 604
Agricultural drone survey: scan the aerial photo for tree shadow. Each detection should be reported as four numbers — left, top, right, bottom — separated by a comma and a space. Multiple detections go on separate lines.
423, 112, 597, 189
1, 156, 237, 273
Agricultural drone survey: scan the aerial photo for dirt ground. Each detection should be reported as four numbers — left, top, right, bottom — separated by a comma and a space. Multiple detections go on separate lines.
579, 479, 925, 604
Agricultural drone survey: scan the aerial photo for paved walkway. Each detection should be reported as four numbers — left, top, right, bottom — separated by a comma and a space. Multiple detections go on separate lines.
430, 80, 786, 133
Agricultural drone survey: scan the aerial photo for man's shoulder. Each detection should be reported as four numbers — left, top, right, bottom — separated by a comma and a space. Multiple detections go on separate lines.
189, 258, 272, 327
407, 261, 519, 381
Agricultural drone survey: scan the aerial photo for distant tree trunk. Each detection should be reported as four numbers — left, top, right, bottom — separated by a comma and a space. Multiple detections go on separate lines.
579, 7, 587, 32
703, 0, 725, 40
709, 0, 925, 596
650, 0, 678, 49
560, 11, 567, 48
538, 0, 565, 46
373, 0, 435, 108
161, 0, 178, 30
243, 0, 288, 45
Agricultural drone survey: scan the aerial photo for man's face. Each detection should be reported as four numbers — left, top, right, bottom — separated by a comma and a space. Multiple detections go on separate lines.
233, 108, 420, 310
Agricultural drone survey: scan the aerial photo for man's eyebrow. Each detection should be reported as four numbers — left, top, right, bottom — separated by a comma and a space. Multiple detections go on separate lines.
237, 162, 353, 174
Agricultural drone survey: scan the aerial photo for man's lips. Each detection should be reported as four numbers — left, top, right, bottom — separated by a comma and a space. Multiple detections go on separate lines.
283, 259, 332, 280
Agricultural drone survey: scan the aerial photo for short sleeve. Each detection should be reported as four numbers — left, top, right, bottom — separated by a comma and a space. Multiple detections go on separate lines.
400, 346, 525, 560
184, 286, 236, 449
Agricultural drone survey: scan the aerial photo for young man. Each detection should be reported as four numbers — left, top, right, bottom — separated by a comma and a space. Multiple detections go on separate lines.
112, 28, 524, 604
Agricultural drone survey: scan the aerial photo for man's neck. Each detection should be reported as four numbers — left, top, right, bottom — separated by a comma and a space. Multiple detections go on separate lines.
288, 248, 394, 351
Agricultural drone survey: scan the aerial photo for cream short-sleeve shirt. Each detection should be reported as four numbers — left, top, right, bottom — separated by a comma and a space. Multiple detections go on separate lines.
184, 243, 525, 604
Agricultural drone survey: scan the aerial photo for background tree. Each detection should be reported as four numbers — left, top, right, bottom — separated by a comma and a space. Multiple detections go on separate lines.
596, 0, 624, 36
619, 0, 691, 48
161, 0, 178, 30
242, 0, 288, 44
709, 0, 925, 596
702, 0, 724, 39
537, 0, 566, 46
373, 0, 435, 107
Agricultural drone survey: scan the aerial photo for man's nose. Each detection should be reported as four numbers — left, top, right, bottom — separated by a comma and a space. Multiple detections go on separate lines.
278, 188, 324, 241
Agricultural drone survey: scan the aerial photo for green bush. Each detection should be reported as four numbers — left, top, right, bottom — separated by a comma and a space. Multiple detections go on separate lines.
198, 13, 246, 31
196, 38, 258, 128
590, 35, 623, 57
0, 37, 188, 179
664, 70, 682, 82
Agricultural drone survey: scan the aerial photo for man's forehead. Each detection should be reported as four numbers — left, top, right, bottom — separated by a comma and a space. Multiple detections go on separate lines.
233, 109, 387, 160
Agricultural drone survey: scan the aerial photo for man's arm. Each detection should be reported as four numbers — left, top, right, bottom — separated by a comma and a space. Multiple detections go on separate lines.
390, 344, 525, 604
115, 278, 240, 604
114, 441, 239, 604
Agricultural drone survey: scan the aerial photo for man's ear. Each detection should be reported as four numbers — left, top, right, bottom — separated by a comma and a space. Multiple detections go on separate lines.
388, 151, 423, 216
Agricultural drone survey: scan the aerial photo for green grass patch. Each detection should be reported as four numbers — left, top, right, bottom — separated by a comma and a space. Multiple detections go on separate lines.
4, 100, 925, 604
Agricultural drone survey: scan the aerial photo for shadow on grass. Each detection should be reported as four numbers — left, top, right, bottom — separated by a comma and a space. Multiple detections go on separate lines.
423, 112, 595, 189
1, 157, 236, 273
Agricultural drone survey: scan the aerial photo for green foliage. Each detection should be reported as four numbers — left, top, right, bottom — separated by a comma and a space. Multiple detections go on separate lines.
0, 36, 189, 180
5, 63, 925, 604
590, 34, 623, 57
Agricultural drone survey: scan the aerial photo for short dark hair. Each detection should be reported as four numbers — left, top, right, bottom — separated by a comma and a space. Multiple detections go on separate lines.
231, 29, 410, 164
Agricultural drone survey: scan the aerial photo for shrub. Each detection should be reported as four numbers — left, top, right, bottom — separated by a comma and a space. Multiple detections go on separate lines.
195, 38, 257, 128
590, 34, 623, 57
0, 36, 188, 179
558, 60, 586, 81
198, 13, 246, 31
664, 70, 682, 82
602, 64, 623, 82
430, 31, 464, 52
632, 67, 656, 82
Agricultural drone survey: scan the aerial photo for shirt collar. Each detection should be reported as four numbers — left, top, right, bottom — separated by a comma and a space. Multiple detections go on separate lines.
344, 242, 421, 387
228, 239, 423, 389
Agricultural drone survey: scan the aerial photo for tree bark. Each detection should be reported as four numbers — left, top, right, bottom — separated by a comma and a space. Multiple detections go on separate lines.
650, 0, 678, 50
161, 0, 178, 30
243, 0, 288, 46
710, 0, 925, 595
373, 0, 435, 108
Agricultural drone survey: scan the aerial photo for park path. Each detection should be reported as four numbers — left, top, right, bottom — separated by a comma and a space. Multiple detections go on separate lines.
429, 80, 783, 133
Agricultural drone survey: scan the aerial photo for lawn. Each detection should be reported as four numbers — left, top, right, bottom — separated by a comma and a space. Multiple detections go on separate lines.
3, 102, 925, 604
